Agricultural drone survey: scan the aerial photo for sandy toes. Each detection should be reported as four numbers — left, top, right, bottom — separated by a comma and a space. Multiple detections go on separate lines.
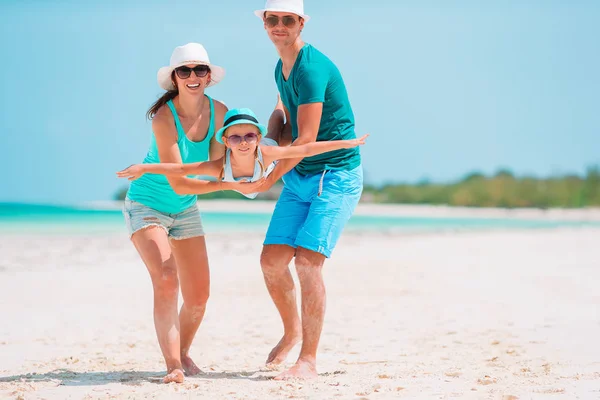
274, 360, 318, 380
163, 369, 185, 384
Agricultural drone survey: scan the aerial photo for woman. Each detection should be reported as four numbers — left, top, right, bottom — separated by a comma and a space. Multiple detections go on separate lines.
123, 43, 236, 384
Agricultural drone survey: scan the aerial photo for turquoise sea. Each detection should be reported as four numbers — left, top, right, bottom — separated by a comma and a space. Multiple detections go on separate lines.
1, 203, 598, 235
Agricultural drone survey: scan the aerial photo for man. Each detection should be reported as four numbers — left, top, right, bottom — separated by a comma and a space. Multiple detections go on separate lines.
252, 0, 364, 380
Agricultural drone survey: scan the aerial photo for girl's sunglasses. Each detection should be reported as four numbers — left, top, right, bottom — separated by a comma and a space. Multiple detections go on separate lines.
226, 132, 258, 146
174, 65, 210, 79
265, 15, 298, 28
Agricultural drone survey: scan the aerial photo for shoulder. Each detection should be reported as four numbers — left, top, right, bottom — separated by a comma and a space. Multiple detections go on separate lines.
212, 98, 229, 119
260, 138, 278, 147
297, 52, 330, 79
152, 105, 175, 137
306, 44, 334, 63
299, 45, 335, 70
259, 139, 281, 164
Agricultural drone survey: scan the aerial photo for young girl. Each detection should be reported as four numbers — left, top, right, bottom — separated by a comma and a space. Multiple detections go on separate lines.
117, 107, 368, 198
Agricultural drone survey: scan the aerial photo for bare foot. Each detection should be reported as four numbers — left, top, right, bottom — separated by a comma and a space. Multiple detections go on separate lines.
266, 333, 301, 368
181, 355, 202, 376
163, 368, 185, 384
274, 359, 318, 380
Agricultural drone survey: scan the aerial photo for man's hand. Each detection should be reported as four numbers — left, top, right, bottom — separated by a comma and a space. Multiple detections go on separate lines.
254, 174, 276, 193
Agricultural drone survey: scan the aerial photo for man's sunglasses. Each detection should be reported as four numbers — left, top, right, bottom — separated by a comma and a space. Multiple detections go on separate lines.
265, 15, 298, 28
226, 132, 258, 146
174, 65, 210, 79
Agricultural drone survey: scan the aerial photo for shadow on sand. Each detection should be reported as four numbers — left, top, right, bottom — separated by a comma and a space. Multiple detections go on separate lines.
0, 369, 274, 387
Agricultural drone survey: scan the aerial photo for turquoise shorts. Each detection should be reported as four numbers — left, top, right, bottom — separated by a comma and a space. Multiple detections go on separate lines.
264, 165, 363, 258
122, 198, 205, 240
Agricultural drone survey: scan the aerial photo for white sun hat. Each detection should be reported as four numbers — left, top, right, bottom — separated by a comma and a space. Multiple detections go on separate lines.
157, 43, 225, 91
254, 0, 310, 22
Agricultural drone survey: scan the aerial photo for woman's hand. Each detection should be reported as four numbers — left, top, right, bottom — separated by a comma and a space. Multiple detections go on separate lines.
225, 177, 271, 195
116, 164, 146, 181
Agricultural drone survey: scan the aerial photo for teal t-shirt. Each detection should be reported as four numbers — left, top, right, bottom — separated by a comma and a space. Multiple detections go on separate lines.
275, 44, 361, 175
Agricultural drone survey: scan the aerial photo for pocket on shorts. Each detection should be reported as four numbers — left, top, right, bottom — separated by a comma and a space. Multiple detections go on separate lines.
326, 167, 363, 197
123, 199, 170, 237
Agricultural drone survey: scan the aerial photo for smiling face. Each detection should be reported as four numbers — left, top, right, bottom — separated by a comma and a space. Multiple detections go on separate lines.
223, 124, 262, 157
264, 11, 304, 47
172, 64, 212, 94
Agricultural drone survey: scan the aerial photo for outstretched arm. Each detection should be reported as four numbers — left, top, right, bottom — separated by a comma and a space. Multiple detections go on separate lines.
116, 160, 221, 181
262, 134, 368, 164
116, 159, 257, 196
127, 108, 229, 196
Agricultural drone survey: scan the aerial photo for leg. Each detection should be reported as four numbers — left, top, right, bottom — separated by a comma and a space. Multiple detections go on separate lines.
274, 167, 363, 380
130, 226, 184, 384
169, 236, 210, 376
274, 247, 325, 380
260, 244, 301, 368
262, 175, 312, 367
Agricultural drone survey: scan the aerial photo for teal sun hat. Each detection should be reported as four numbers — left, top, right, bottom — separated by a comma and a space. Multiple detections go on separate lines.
216, 108, 267, 144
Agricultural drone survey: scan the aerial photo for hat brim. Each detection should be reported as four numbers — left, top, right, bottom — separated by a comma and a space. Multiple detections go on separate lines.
216, 120, 267, 144
254, 8, 310, 22
157, 61, 226, 91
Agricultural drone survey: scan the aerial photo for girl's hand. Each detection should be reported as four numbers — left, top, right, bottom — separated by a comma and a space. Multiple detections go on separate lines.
116, 164, 146, 181
348, 134, 369, 147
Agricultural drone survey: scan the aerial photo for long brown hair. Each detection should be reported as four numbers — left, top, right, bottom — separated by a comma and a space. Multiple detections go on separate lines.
146, 71, 177, 120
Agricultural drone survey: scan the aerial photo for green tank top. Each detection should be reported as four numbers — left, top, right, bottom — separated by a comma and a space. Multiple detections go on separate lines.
127, 95, 215, 214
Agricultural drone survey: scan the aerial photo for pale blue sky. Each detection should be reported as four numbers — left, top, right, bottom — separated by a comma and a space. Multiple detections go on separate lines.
1, 0, 598, 204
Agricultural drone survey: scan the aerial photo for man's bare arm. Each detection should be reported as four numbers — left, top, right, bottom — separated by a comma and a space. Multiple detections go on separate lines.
261, 102, 323, 188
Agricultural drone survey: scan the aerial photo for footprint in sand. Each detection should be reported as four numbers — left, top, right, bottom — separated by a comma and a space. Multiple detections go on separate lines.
477, 376, 497, 385
542, 363, 552, 374
535, 388, 565, 394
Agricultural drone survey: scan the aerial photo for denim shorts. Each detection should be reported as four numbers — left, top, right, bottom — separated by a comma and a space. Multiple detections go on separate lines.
263, 165, 363, 258
122, 198, 205, 240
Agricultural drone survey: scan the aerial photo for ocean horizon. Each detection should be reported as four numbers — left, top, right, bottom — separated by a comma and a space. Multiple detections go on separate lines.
1, 202, 599, 235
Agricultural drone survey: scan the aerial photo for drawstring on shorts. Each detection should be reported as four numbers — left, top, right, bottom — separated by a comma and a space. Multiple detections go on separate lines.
318, 170, 327, 197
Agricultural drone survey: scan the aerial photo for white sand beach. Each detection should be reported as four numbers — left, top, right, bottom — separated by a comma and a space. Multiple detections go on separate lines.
0, 205, 599, 399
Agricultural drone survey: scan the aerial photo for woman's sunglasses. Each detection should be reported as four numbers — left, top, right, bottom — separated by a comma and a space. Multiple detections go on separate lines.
265, 15, 298, 28
226, 132, 258, 146
174, 65, 210, 79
